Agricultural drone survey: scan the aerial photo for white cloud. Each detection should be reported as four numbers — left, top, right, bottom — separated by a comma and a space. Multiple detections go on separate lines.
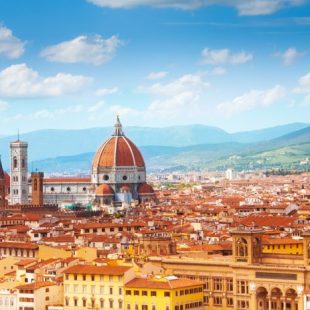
147, 71, 168, 80
201, 48, 253, 65
294, 72, 310, 93
211, 67, 226, 76
217, 85, 286, 115
275, 47, 304, 65
95, 87, 118, 96
87, 0, 304, 15
140, 73, 209, 118
40, 35, 122, 65
145, 73, 209, 96
0, 99, 9, 111
0, 63, 92, 97
0, 26, 25, 59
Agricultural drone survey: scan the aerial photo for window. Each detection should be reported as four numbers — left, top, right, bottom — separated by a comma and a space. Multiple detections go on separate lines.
237, 281, 248, 295
109, 276, 113, 281
123, 175, 128, 181
227, 298, 234, 307
227, 278, 233, 292
74, 298, 78, 307
119, 288, 122, 295
74, 275, 77, 281
110, 287, 113, 294
100, 286, 104, 294
101, 299, 105, 309
164, 292, 170, 297
135, 304, 139, 310
109, 299, 114, 309
83, 285, 87, 293
213, 297, 222, 306
127, 304, 131, 310
151, 291, 157, 296
119, 300, 123, 309
142, 305, 148, 310
83, 299, 87, 307
74, 285, 78, 293
126, 290, 132, 296
134, 290, 139, 296
91, 275, 95, 281
91, 286, 96, 294
213, 278, 223, 291
13, 157, 17, 169
67, 187, 71, 192
237, 300, 249, 309
83, 275, 86, 281
142, 291, 147, 296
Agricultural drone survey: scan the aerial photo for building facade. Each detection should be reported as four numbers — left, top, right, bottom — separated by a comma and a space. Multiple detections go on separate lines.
151, 227, 309, 310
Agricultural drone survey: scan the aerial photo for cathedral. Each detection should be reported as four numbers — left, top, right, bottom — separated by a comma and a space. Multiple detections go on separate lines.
0, 117, 155, 212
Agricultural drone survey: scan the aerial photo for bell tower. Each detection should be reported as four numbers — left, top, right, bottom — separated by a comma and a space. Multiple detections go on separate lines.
231, 226, 263, 264
302, 232, 310, 265
31, 172, 44, 206
10, 139, 29, 204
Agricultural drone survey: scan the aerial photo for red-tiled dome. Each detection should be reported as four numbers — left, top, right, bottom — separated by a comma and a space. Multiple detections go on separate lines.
95, 184, 114, 196
92, 117, 145, 169
138, 183, 154, 194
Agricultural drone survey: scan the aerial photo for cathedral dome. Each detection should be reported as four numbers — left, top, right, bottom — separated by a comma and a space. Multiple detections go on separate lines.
95, 184, 114, 196
138, 183, 154, 194
92, 116, 145, 170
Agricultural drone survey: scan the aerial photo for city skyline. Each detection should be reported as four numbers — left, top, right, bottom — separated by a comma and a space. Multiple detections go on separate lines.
0, 0, 310, 135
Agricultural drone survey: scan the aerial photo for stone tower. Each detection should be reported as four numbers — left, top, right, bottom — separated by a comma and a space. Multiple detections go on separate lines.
0, 156, 6, 209
31, 172, 44, 206
10, 139, 28, 204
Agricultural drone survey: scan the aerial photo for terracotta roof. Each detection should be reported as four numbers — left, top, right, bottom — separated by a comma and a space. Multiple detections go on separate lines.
16, 281, 56, 290
64, 264, 131, 276
0, 242, 38, 249
138, 183, 155, 194
92, 135, 145, 169
125, 277, 203, 289
95, 184, 114, 196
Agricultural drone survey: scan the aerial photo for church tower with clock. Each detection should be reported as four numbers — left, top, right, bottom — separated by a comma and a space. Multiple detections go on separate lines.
10, 139, 29, 204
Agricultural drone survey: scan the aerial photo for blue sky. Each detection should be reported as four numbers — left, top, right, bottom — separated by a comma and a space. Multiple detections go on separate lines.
0, 0, 309, 135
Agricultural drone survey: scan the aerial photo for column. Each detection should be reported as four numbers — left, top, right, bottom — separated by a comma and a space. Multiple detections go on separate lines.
268, 297, 271, 310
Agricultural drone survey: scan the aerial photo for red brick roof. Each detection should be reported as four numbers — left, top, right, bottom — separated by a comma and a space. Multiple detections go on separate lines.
64, 264, 131, 276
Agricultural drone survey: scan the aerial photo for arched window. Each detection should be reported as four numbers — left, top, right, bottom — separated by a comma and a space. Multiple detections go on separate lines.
236, 238, 248, 257
13, 157, 17, 169
34, 179, 38, 191
22, 158, 25, 168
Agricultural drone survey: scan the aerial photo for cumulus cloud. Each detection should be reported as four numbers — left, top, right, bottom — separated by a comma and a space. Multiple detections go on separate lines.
201, 48, 253, 65
87, 0, 304, 15
294, 72, 310, 94
0, 63, 92, 97
217, 85, 286, 115
147, 71, 168, 80
140, 73, 209, 118
95, 87, 118, 96
0, 25, 25, 59
211, 67, 226, 76
275, 47, 304, 65
40, 35, 122, 65
144, 74, 209, 96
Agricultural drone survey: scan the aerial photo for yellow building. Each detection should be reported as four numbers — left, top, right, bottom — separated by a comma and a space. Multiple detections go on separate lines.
149, 228, 310, 310
124, 276, 204, 310
262, 238, 303, 255
63, 264, 135, 310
